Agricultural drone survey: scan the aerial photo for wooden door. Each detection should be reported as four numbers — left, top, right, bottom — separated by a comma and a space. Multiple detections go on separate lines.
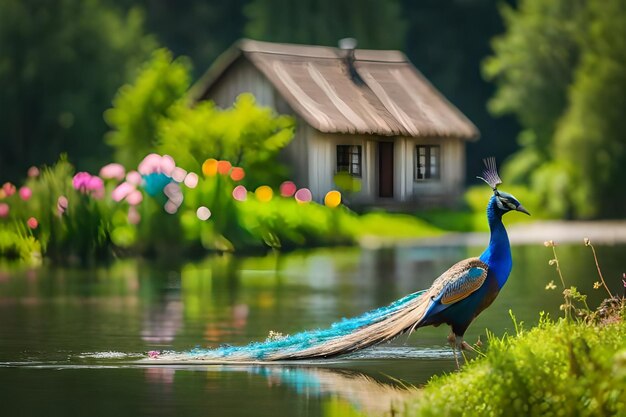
378, 142, 394, 198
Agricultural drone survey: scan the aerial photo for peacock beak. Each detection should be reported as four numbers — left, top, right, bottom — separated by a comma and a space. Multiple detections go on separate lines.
516, 205, 530, 215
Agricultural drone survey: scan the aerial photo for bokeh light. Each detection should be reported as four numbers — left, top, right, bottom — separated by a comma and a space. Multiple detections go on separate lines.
19, 186, 32, 201
160, 155, 176, 176
294, 188, 312, 203
232, 185, 247, 201
202, 158, 218, 176
324, 190, 341, 208
112, 182, 134, 202
2, 182, 16, 197
164, 200, 178, 214
172, 167, 187, 183
280, 181, 297, 197
184, 172, 199, 188
126, 171, 143, 186
99, 163, 125, 180
27, 166, 40, 178
128, 206, 141, 224
230, 167, 245, 181
217, 160, 232, 175
127, 190, 143, 206
27, 217, 38, 229
196, 206, 211, 221
255, 185, 273, 202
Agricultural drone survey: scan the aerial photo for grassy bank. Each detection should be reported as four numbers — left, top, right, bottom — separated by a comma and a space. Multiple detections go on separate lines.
406, 310, 626, 417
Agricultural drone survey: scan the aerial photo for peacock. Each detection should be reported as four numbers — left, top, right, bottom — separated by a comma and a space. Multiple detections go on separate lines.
162, 158, 529, 363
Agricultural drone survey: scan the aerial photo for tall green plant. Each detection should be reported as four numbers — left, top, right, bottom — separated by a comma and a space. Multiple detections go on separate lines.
104, 48, 192, 168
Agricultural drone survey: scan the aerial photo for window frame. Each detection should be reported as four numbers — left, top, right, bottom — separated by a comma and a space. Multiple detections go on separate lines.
414, 145, 441, 181
336, 145, 363, 177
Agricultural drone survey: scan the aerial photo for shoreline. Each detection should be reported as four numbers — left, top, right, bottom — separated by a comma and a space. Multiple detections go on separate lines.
360, 220, 626, 248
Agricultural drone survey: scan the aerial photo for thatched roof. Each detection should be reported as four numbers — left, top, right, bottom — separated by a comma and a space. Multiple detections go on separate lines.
193, 39, 479, 139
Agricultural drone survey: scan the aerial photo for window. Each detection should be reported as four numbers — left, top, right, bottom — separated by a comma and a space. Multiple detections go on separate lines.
336, 145, 362, 177
415, 145, 440, 180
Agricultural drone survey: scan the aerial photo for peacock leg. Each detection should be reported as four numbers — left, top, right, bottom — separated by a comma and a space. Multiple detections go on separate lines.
447, 332, 461, 369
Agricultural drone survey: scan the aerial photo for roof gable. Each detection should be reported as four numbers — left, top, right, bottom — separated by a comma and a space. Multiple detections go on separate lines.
193, 39, 479, 139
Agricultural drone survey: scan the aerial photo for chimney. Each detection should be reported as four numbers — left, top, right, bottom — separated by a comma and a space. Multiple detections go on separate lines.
338, 38, 363, 85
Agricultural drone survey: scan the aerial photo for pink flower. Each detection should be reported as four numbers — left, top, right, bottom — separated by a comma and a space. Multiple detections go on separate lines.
0, 203, 9, 218
126, 190, 143, 206
99, 163, 126, 181
112, 182, 135, 202
86, 176, 104, 192
128, 206, 141, 225
2, 182, 16, 197
172, 167, 187, 183
19, 186, 32, 201
126, 171, 143, 186
57, 196, 68, 216
27, 217, 38, 229
27, 166, 40, 178
138, 153, 162, 175
147, 350, 160, 359
72, 172, 92, 191
160, 155, 176, 176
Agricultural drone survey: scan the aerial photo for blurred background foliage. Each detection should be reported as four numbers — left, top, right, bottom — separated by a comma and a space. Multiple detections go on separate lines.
1, 0, 624, 219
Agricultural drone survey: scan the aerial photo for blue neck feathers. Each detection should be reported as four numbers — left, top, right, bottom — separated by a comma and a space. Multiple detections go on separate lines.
479, 196, 512, 289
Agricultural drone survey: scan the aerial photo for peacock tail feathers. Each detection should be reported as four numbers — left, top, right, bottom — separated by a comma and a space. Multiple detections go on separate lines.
158, 258, 487, 362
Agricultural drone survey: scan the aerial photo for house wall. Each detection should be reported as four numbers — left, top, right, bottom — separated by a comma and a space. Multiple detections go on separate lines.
208, 59, 276, 109
400, 136, 465, 205
306, 133, 465, 205
307, 131, 378, 203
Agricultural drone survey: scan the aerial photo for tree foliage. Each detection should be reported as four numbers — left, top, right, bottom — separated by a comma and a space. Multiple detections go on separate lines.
0, 0, 155, 181
104, 49, 192, 168
553, 0, 626, 218
484, 0, 626, 218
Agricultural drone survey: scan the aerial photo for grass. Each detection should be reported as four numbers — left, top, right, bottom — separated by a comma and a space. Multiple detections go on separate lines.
406, 314, 626, 417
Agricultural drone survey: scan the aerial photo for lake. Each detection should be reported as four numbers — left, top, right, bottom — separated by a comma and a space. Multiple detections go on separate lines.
0, 242, 624, 416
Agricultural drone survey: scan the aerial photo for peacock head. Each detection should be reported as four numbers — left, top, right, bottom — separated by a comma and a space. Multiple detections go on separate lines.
477, 157, 530, 216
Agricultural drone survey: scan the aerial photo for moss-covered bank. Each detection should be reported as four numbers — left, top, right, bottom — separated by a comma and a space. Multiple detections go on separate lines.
407, 314, 626, 417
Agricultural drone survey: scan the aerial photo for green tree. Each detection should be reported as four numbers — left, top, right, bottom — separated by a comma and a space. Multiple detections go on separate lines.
245, 0, 406, 49
483, 0, 585, 168
484, 0, 626, 218
553, 0, 626, 218
0, 0, 155, 181
104, 49, 192, 168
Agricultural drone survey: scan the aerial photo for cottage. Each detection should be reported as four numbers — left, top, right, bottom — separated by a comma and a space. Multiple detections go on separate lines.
192, 39, 479, 206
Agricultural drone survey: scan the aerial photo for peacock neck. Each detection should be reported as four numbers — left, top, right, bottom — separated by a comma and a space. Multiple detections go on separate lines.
479, 197, 512, 289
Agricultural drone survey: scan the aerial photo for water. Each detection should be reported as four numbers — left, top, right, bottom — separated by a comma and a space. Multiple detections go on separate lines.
0, 243, 624, 416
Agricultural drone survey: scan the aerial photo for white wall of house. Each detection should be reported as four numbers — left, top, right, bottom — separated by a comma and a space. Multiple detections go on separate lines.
304, 134, 465, 205
208, 59, 276, 109
306, 131, 377, 203
401, 136, 465, 204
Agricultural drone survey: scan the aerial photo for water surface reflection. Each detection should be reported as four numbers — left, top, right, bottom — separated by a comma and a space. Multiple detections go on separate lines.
0, 243, 624, 417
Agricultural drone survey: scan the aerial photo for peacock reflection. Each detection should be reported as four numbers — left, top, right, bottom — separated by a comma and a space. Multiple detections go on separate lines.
142, 364, 419, 416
